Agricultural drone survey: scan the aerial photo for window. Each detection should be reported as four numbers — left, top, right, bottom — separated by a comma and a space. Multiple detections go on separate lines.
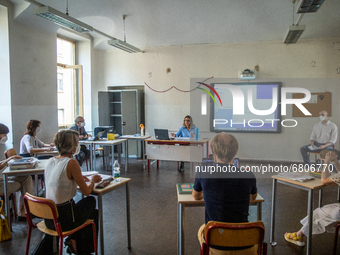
57, 37, 83, 127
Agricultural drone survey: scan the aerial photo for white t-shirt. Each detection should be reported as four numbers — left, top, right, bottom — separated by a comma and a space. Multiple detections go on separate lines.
19, 134, 44, 154
45, 157, 77, 204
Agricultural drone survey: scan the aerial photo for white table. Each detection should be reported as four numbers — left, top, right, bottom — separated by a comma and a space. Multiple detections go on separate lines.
270, 175, 325, 255
145, 138, 210, 172
90, 177, 131, 255
119, 135, 151, 169
79, 139, 128, 172
2, 159, 49, 225
176, 184, 264, 255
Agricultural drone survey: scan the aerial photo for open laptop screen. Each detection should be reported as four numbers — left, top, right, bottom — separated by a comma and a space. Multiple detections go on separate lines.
154, 129, 170, 140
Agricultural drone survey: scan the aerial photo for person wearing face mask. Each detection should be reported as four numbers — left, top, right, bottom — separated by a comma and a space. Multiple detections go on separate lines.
0, 123, 34, 218
32, 130, 102, 255
69, 116, 91, 166
170, 115, 197, 171
300, 110, 338, 165
19, 119, 54, 158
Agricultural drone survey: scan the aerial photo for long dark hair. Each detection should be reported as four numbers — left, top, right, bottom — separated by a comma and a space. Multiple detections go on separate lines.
24, 120, 41, 136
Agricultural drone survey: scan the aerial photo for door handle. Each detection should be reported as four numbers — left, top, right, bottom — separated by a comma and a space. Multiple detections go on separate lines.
122, 122, 126, 126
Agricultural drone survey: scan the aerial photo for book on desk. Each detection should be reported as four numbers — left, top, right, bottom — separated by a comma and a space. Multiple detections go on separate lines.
177, 183, 194, 194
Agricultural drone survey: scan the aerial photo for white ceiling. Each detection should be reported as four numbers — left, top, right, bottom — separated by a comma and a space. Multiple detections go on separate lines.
9, 0, 340, 51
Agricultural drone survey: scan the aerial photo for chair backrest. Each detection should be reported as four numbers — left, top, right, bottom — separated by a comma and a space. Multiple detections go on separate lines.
23, 193, 59, 220
4, 148, 17, 159
203, 221, 265, 254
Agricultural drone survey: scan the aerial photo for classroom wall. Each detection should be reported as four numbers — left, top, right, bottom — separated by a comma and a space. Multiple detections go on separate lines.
92, 38, 340, 162
8, 9, 58, 152
0, 4, 12, 159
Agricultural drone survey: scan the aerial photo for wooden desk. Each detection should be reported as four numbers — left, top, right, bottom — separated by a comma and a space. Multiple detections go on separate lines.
2, 159, 49, 225
146, 138, 210, 172
270, 175, 325, 255
79, 139, 127, 172
120, 135, 151, 170
176, 185, 264, 255
90, 177, 131, 255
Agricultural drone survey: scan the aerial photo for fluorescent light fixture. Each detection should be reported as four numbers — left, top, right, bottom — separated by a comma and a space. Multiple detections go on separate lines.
107, 39, 142, 53
283, 25, 306, 44
34, 6, 93, 33
297, 0, 326, 13
239, 69, 256, 80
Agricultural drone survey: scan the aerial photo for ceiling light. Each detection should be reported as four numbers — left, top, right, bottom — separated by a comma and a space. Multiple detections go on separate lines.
34, 6, 93, 33
283, 25, 306, 44
297, 0, 326, 13
107, 39, 142, 53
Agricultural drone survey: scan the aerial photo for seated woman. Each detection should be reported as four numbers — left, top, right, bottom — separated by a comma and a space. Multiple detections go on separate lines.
170, 115, 197, 171
33, 130, 102, 255
19, 119, 54, 158
285, 150, 340, 246
0, 123, 34, 218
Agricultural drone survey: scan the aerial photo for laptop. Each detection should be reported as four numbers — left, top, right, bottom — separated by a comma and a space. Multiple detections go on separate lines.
87, 131, 105, 141
155, 129, 170, 140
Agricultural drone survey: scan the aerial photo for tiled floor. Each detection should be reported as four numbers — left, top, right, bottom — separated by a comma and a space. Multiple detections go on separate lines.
0, 158, 339, 255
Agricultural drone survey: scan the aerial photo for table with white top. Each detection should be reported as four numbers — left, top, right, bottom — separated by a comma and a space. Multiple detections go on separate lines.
145, 138, 210, 172
119, 135, 151, 169
270, 175, 325, 255
90, 177, 131, 255
2, 159, 49, 225
79, 139, 127, 172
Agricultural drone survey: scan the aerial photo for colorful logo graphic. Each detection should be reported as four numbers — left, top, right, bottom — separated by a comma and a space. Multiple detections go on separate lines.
196, 82, 223, 106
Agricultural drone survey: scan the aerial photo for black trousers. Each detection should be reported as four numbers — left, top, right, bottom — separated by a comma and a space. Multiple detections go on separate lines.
33, 196, 98, 255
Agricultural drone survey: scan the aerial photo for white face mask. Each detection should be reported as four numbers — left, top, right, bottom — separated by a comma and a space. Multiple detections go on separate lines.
36, 126, 42, 133
0, 135, 8, 144
80, 122, 86, 127
74, 144, 81, 155
319, 115, 326, 122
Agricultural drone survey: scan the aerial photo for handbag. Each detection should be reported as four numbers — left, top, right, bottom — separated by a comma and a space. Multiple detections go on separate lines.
0, 199, 12, 242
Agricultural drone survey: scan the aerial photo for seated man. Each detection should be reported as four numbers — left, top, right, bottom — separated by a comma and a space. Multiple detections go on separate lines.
69, 116, 91, 166
300, 110, 337, 165
192, 132, 257, 254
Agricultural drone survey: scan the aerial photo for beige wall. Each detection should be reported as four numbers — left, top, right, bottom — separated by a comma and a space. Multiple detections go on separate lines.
92, 38, 340, 161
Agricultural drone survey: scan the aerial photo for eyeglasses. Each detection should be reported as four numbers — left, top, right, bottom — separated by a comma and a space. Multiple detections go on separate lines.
184, 119, 191, 122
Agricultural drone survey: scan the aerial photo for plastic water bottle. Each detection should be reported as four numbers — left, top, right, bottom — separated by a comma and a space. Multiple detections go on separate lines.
113, 160, 120, 182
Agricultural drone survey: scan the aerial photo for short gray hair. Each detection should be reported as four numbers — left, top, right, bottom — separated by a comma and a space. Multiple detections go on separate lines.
74, 116, 83, 123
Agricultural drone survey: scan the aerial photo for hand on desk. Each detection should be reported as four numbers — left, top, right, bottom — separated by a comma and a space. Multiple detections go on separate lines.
170, 133, 175, 138
91, 174, 102, 183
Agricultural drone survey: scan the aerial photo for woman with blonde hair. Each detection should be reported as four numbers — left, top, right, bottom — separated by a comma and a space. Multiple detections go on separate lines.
33, 130, 102, 255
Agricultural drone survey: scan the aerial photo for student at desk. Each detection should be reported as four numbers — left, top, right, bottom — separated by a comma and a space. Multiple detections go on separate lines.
192, 133, 258, 254
0, 123, 34, 219
32, 130, 102, 255
170, 115, 196, 171
285, 150, 340, 247
19, 119, 54, 159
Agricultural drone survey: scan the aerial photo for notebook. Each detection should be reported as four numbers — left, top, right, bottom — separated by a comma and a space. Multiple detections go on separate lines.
154, 129, 170, 140
177, 183, 194, 194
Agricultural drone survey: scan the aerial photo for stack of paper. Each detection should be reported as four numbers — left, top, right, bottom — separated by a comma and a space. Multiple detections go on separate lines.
279, 172, 315, 182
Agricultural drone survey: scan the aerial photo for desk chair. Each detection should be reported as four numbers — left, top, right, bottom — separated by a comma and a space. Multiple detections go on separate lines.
333, 222, 340, 255
201, 221, 267, 255
23, 193, 97, 255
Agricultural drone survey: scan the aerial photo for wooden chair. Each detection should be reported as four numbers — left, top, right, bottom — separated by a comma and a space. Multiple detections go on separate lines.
23, 193, 97, 255
4, 148, 17, 159
333, 221, 340, 255
309, 145, 335, 163
201, 221, 267, 255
